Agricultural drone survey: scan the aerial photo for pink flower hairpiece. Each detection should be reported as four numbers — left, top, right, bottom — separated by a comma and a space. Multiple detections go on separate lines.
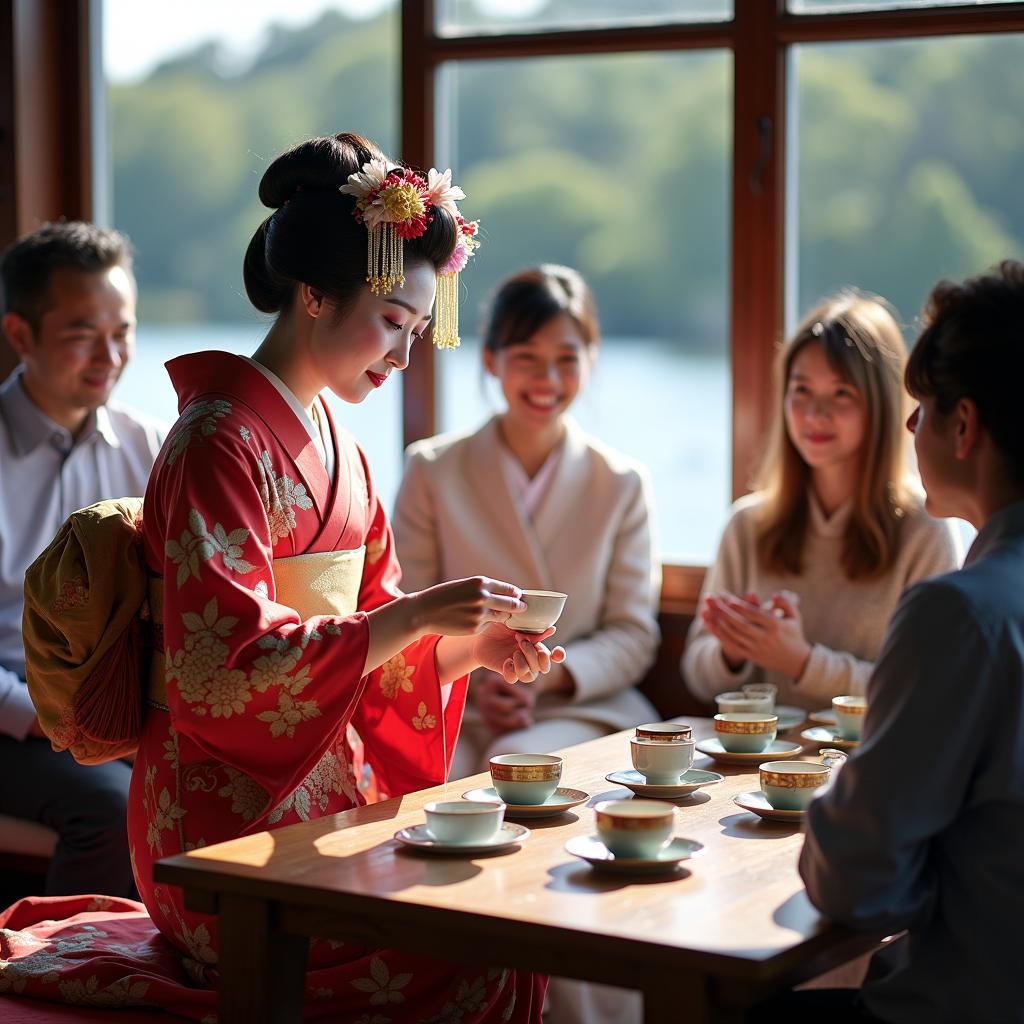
340, 161, 480, 349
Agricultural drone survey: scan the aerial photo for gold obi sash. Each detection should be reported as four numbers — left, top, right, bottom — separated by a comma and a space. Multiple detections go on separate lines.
147, 546, 366, 709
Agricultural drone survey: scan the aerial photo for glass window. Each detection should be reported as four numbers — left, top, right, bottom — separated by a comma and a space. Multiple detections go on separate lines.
789, 1, 1018, 13
101, 0, 404, 506
438, 0, 732, 36
789, 33, 1024, 334
436, 50, 732, 563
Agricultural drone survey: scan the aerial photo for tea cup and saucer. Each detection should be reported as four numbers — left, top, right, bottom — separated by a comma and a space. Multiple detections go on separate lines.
733, 748, 848, 822
394, 800, 529, 855
801, 695, 866, 748
606, 728, 723, 798
564, 799, 704, 874
471, 753, 588, 817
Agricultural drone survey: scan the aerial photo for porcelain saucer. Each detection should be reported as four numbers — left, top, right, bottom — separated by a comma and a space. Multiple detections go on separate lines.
565, 834, 703, 874
462, 786, 589, 819
801, 725, 859, 749
773, 704, 807, 730
604, 768, 723, 799
733, 790, 804, 823
694, 737, 803, 765
394, 821, 529, 855
809, 708, 837, 726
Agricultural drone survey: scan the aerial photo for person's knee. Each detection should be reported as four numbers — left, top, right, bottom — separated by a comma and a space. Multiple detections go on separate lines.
84, 778, 130, 828
51, 767, 131, 836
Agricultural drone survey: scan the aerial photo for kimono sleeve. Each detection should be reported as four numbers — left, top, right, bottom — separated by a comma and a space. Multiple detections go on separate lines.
350, 444, 468, 797
154, 416, 371, 805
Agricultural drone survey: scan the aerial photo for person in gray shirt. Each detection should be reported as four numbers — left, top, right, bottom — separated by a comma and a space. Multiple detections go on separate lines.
759, 259, 1024, 1023
0, 222, 165, 897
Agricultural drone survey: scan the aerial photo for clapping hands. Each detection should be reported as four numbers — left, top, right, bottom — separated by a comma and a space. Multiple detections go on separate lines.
701, 589, 811, 680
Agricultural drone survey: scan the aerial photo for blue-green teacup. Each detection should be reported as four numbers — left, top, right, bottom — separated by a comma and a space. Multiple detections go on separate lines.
489, 753, 562, 805
714, 712, 778, 753
759, 761, 831, 811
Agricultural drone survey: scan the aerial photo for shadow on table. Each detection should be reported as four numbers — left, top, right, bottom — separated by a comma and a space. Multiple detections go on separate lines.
507, 812, 581, 830
586, 787, 713, 809
543, 861, 692, 894
718, 812, 799, 840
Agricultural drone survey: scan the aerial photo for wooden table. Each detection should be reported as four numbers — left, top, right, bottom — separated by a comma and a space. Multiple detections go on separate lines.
154, 718, 882, 1023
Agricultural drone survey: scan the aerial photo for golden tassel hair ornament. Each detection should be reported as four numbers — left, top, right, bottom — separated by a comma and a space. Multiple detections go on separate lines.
433, 271, 461, 350
366, 223, 405, 295
340, 161, 479, 347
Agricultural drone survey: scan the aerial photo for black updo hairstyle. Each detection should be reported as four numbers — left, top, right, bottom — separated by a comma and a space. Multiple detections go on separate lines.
243, 132, 459, 321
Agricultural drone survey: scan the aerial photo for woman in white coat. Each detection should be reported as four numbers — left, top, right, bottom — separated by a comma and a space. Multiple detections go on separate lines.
393, 264, 660, 780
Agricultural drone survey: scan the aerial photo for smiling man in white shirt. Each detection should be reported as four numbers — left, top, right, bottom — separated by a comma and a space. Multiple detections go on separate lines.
0, 221, 165, 897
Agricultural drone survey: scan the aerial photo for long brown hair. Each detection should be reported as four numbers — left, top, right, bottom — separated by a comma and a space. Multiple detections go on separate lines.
755, 292, 911, 580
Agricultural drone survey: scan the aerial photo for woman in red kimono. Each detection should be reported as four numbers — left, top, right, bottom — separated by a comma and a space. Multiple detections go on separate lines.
0, 133, 560, 1021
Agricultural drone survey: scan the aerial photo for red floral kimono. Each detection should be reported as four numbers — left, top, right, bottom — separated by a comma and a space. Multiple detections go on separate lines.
0, 352, 544, 1022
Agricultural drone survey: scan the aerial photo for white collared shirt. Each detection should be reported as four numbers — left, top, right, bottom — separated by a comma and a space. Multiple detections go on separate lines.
0, 368, 166, 738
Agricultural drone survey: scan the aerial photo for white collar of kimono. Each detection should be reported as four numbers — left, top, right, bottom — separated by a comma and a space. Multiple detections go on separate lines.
242, 356, 334, 479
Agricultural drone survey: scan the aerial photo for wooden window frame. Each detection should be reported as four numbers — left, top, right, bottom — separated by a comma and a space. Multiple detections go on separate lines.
2, 0, 1023, 607
400, 0, 1024, 611
0, 0, 92, 380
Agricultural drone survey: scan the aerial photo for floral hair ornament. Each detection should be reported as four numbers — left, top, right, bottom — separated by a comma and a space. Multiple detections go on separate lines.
339, 161, 479, 349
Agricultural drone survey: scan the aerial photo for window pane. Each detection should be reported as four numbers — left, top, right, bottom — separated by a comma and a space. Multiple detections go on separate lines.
790, 1, 1018, 14
437, 51, 732, 563
790, 34, 1024, 336
438, 0, 731, 36
101, 1, 404, 506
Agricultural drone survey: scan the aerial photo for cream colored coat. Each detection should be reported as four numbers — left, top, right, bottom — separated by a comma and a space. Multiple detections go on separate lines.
393, 416, 660, 730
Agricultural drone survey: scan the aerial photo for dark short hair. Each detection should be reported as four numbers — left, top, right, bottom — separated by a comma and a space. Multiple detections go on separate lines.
483, 264, 599, 354
906, 259, 1024, 482
1, 220, 134, 326
243, 132, 458, 321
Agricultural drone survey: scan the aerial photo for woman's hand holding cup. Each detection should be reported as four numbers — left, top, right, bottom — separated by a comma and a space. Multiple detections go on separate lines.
411, 575, 527, 635
472, 623, 566, 684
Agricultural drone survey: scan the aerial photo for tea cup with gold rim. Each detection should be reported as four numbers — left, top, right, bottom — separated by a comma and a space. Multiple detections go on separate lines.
489, 753, 562, 805
714, 712, 778, 753
832, 695, 867, 740
594, 798, 674, 859
759, 761, 831, 811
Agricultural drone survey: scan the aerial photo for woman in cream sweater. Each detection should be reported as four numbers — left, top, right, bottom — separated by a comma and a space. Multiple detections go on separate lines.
394, 265, 659, 779
684, 291, 960, 711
